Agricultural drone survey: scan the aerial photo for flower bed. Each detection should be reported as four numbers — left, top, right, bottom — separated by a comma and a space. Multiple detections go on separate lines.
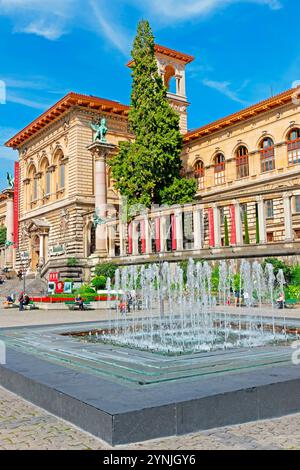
30, 295, 117, 303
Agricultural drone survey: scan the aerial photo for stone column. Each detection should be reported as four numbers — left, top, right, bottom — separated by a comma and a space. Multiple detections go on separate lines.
256, 195, 266, 244
5, 194, 14, 267
119, 221, 125, 256
233, 200, 243, 245
175, 209, 183, 251
213, 203, 221, 248
132, 220, 139, 256
160, 214, 167, 253
108, 225, 116, 257
88, 141, 116, 257
283, 192, 293, 241
193, 206, 203, 250
144, 216, 152, 255
39, 235, 44, 265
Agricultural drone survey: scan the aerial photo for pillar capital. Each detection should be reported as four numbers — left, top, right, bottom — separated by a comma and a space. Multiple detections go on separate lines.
87, 141, 116, 162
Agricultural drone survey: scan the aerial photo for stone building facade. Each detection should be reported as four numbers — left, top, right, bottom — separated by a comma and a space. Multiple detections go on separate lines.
3, 44, 300, 278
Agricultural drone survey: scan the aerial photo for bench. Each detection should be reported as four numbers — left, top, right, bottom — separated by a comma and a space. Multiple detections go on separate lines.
285, 298, 297, 309
65, 301, 94, 311
24, 301, 38, 310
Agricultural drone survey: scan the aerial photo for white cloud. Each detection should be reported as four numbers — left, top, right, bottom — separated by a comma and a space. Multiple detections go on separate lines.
134, 0, 282, 21
6, 92, 50, 110
202, 78, 250, 105
90, 0, 131, 56
15, 19, 66, 40
0, 0, 283, 51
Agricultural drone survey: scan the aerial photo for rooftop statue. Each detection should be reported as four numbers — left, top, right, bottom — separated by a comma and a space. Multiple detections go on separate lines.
6, 172, 14, 189
90, 117, 107, 143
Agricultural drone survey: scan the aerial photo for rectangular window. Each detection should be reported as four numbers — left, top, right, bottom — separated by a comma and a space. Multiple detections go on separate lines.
265, 200, 274, 219
261, 148, 275, 172
295, 195, 300, 213
33, 178, 38, 201
267, 232, 274, 243
60, 164, 65, 189
288, 140, 300, 165
46, 172, 51, 195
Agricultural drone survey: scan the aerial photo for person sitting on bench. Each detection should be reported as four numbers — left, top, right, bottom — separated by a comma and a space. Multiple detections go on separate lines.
276, 292, 285, 310
75, 295, 84, 311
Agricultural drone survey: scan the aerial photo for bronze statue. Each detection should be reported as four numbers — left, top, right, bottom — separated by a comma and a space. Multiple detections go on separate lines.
6, 172, 14, 189
90, 117, 107, 143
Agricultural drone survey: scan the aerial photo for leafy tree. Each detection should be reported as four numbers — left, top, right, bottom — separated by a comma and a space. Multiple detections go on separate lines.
243, 210, 250, 244
110, 20, 196, 209
262, 258, 292, 284
94, 262, 118, 280
91, 275, 107, 290
224, 215, 229, 246
0, 226, 7, 245
291, 264, 300, 286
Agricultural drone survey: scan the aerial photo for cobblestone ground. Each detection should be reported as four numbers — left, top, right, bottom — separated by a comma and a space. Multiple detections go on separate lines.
0, 386, 300, 450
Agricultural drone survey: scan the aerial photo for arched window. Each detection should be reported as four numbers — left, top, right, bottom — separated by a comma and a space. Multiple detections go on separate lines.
236, 145, 249, 179
214, 153, 225, 185
40, 156, 50, 198
53, 149, 66, 196
260, 137, 275, 173
194, 160, 204, 190
164, 65, 177, 94
28, 164, 38, 207
287, 128, 300, 165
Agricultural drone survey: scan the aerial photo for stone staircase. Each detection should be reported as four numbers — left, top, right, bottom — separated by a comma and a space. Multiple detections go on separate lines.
0, 275, 47, 298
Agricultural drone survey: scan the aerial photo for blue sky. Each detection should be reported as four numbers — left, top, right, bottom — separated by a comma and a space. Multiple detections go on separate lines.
0, 0, 299, 190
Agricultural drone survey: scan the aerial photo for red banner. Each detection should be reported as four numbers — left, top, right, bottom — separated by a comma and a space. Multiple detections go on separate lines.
208, 208, 215, 247
230, 205, 236, 245
13, 161, 19, 247
155, 218, 160, 252
128, 222, 132, 254
49, 272, 59, 282
140, 220, 146, 254
55, 281, 64, 294
171, 214, 176, 251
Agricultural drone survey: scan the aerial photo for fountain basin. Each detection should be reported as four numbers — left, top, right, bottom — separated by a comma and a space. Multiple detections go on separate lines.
1, 319, 300, 444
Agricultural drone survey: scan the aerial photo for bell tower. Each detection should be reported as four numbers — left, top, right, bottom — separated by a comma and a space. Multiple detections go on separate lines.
127, 44, 194, 134
154, 44, 194, 134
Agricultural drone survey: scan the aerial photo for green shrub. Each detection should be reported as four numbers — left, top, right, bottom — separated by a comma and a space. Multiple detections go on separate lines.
262, 258, 292, 284
67, 257, 78, 267
75, 284, 96, 294
291, 265, 300, 286
91, 275, 107, 290
285, 285, 300, 301
94, 262, 117, 280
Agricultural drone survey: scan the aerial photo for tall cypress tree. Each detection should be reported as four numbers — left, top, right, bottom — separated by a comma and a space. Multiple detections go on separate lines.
224, 215, 229, 246
243, 210, 250, 245
110, 20, 196, 209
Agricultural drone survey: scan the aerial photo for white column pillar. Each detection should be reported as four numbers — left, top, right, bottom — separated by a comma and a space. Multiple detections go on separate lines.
145, 216, 152, 254
119, 221, 125, 256
193, 206, 203, 250
233, 200, 243, 245
44, 235, 49, 262
132, 220, 139, 256
94, 156, 107, 254
6, 197, 14, 266
257, 196, 266, 244
213, 203, 221, 248
283, 192, 293, 241
160, 214, 167, 253
39, 235, 44, 264
175, 209, 183, 251
108, 225, 115, 257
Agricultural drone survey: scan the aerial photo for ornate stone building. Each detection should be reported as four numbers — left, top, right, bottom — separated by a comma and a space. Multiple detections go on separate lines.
3, 44, 300, 278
